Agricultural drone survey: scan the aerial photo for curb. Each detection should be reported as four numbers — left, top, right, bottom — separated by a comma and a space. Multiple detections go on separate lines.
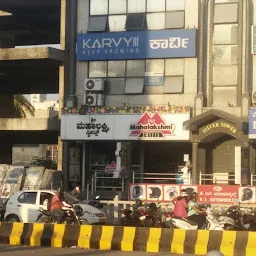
0, 223, 255, 255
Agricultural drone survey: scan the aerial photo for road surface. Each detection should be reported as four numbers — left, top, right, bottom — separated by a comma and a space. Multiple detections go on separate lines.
0, 244, 197, 256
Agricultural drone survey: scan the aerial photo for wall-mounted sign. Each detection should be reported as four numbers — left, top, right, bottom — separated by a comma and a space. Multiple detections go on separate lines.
61, 112, 189, 141
249, 109, 256, 139
77, 29, 197, 61
144, 72, 164, 86
201, 120, 237, 135
129, 184, 255, 204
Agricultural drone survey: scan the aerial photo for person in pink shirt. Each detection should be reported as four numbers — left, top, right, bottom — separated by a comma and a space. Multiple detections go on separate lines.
171, 191, 188, 218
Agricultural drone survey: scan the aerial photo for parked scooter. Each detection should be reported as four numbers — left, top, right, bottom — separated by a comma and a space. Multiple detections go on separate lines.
36, 205, 87, 225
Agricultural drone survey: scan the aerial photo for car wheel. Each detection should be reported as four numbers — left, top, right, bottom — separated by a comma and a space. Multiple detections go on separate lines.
6, 214, 20, 223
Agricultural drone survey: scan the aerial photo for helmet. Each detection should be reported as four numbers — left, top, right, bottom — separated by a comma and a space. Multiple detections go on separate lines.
241, 188, 253, 201
190, 192, 198, 199
206, 251, 224, 256
57, 187, 64, 197
149, 187, 161, 199
133, 186, 143, 199
135, 199, 143, 207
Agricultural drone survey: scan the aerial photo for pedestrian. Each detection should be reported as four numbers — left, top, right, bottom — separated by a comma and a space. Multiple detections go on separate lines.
71, 186, 80, 198
171, 190, 188, 218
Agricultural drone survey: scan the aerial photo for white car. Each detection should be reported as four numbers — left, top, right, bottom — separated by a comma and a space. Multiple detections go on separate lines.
4, 190, 106, 224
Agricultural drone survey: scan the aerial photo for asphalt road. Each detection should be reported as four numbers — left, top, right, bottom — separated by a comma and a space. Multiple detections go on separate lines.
0, 245, 197, 256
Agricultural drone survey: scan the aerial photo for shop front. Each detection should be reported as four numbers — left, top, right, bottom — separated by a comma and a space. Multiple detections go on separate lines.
61, 105, 191, 199
183, 109, 249, 186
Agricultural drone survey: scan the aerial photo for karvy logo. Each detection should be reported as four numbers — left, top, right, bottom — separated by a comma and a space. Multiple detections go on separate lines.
130, 111, 175, 138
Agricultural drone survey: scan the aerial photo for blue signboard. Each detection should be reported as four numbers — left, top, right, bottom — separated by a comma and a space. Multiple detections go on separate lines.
249, 109, 256, 139
77, 29, 197, 61
144, 72, 164, 86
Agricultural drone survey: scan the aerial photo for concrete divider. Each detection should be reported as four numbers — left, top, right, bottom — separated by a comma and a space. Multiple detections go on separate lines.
0, 222, 255, 255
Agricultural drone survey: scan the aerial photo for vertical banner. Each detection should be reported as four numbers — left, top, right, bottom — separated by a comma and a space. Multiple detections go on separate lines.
235, 146, 241, 185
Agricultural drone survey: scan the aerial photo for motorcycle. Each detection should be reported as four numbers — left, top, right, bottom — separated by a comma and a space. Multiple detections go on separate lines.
170, 205, 226, 230
143, 202, 162, 227
119, 204, 148, 226
36, 205, 87, 225
223, 204, 256, 231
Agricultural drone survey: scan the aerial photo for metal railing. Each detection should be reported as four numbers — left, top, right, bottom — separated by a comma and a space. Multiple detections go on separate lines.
132, 171, 191, 184
200, 172, 236, 185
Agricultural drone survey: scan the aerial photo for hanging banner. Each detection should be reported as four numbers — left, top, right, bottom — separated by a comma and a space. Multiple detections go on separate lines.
128, 184, 256, 204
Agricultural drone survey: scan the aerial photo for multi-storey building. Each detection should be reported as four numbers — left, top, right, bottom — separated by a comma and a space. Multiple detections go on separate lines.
61, 0, 255, 199
0, 0, 67, 168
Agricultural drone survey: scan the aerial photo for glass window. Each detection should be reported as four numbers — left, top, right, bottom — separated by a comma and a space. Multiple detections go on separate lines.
90, 0, 108, 15
147, 0, 165, 12
108, 61, 126, 77
165, 59, 184, 76
125, 14, 147, 30
125, 78, 144, 94
87, 16, 108, 32
128, 0, 146, 13
214, 3, 238, 24
144, 86, 164, 94
146, 59, 164, 73
109, 15, 126, 32
147, 13, 165, 30
127, 60, 145, 77
109, 0, 126, 14
214, 24, 238, 45
213, 66, 237, 86
18, 192, 37, 205
165, 11, 185, 29
89, 61, 107, 78
167, 0, 185, 11
164, 76, 184, 94
212, 87, 237, 107
40, 192, 53, 206
106, 78, 126, 94
213, 46, 238, 66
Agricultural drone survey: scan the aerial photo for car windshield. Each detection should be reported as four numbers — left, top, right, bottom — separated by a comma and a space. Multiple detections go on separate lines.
64, 192, 81, 204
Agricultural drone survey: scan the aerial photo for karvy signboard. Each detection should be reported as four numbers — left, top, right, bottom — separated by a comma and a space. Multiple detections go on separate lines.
77, 29, 197, 61
61, 112, 190, 141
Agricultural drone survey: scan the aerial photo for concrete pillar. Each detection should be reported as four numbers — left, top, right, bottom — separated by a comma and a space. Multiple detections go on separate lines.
192, 142, 199, 184
63, 141, 69, 190
82, 141, 86, 191
57, 137, 63, 170
139, 144, 144, 183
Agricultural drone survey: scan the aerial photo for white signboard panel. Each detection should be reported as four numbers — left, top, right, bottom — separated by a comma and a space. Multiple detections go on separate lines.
61, 112, 190, 141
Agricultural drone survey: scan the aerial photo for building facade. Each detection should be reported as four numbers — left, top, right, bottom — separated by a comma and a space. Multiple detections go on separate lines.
61, 0, 256, 199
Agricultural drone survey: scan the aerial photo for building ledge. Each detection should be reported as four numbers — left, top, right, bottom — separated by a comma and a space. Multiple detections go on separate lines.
0, 47, 64, 62
0, 118, 60, 131
61, 105, 192, 115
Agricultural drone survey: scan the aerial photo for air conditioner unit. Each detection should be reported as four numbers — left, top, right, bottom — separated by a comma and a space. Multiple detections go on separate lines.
252, 91, 256, 105
85, 79, 104, 91
84, 93, 104, 106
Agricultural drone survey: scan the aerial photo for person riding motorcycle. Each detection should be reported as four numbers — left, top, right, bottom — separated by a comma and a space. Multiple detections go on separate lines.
50, 187, 71, 224
187, 192, 206, 229
171, 190, 189, 218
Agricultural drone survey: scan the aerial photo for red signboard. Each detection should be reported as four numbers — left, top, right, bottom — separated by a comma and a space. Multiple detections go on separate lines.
197, 185, 239, 204
128, 183, 256, 204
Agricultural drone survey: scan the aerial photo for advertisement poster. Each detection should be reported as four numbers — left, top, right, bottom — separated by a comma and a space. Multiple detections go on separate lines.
128, 183, 256, 204
197, 185, 238, 204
